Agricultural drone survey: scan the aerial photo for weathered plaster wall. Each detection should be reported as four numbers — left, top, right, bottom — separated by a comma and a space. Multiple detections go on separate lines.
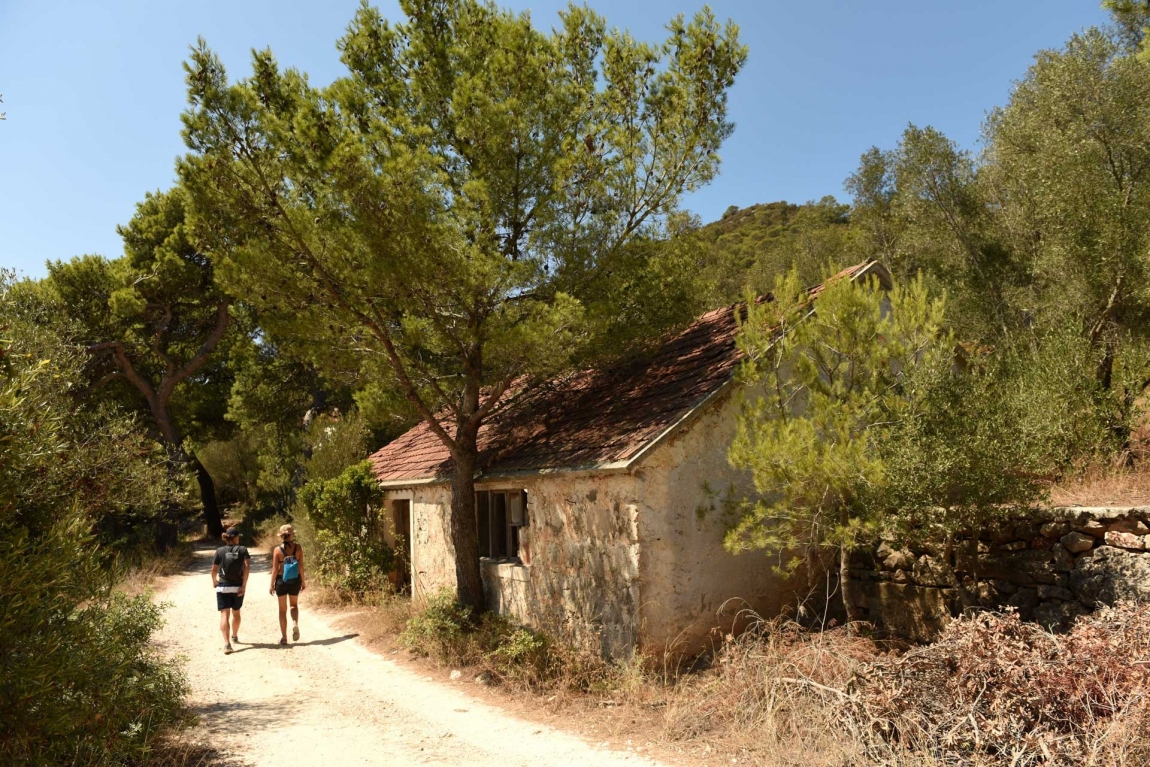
635, 386, 807, 655
406, 484, 457, 602
852, 507, 1150, 642
480, 474, 642, 659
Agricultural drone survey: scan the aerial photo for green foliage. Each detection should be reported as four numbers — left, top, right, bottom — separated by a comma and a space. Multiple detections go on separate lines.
401, 590, 475, 659
844, 19, 1150, 426
987, 27, 1150, 384
298, 460, 393, 596
46, 189, 236, 449
44, 187, 238, 536
728, 267, 946, 561
879, 343, 1057, 543
694, 198, 857, 307
0, 273, 189, 766
1, 273, 182, 547
846, 126, 1021, 341
305, 410, 371, 484
1104, 0, 1150, 53
489, 626, 549, 668
1, 526, 188, 766
179, 0, 747, 408
179, 0, 746, 605
727, 266, 1093, 613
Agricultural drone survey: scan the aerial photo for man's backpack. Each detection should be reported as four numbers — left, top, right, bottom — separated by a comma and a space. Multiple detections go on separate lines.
281, 544, 300, 583
220, 545, 245, 583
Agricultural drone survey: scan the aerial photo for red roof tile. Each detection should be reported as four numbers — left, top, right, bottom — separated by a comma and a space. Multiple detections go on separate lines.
369, 261, 887, 485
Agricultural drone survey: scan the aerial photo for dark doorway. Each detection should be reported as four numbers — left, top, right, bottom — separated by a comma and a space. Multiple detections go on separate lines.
393, 499, 412, 593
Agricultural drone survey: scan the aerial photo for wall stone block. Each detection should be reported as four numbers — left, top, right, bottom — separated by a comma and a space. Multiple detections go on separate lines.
1107, 519, 1149, 535
1104, 531, 1144, 550
1061, 531, 1095, 554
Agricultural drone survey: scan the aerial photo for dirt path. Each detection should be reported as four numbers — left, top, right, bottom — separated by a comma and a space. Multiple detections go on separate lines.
154, 545, 669, 767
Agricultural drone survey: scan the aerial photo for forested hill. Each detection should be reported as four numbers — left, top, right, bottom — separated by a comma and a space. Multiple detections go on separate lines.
693, 198, 856, 305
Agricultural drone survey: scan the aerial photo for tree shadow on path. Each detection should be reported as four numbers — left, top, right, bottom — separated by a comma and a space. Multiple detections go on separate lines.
230, 634, 359, 653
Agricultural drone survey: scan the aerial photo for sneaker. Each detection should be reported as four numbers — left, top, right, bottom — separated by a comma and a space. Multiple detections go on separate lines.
278, 637, 288, 646
224, 644, 234, 654
231, 635, 239, 644
292, 624, 300, 641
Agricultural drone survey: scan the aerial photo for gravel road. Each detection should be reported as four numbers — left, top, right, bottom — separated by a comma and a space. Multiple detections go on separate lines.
153, 545, 668, 767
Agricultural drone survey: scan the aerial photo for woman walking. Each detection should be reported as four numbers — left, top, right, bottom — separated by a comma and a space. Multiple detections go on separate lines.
211, 527, 250, 654
270, 523, 306, 645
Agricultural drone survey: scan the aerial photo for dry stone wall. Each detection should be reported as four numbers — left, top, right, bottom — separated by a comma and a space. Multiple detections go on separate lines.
851, 507, 1150, 642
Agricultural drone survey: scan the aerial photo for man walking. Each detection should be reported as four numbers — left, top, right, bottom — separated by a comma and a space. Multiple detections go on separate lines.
211, 527, 250, 654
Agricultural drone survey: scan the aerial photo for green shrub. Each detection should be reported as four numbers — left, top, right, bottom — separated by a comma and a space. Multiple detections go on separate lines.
1, 277, 190, 765
401, 590, 475, 660
0, 522, 189, 766
298, 461, 394, 597
400, 591, 622, 692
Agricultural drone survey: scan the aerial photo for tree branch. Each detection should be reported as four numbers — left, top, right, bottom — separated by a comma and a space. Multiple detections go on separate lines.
209, 109, 460, 453
158, 299, 232, 403
88, 341, 158, 405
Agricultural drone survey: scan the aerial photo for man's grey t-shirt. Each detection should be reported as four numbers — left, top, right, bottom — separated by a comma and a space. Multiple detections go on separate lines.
213, 545, 251, 591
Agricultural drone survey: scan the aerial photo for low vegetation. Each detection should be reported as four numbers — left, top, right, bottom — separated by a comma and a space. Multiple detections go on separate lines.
400, 590, 642, 695
663, 604, 1150, 766
384, 589, 1150, 765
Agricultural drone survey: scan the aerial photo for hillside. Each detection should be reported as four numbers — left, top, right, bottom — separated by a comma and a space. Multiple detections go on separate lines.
694, 198, 857, 305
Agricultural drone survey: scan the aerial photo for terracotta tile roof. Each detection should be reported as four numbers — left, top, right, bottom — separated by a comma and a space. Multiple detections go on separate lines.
369, 261, 887, 485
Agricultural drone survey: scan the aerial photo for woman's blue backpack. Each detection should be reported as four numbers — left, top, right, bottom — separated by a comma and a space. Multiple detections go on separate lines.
281, 544, 300, 582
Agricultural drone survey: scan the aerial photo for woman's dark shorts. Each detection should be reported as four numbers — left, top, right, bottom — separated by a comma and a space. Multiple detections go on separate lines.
275, 578, 301, 597
216, 591, 245, 611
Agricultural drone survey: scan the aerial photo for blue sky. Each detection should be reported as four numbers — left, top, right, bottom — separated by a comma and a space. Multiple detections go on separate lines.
0, 1, 1109, 279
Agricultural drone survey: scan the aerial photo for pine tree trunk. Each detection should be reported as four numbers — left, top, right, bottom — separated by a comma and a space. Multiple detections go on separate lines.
449, 447, 485, 612
192, 453, 225, 539
154, 407, 224, 540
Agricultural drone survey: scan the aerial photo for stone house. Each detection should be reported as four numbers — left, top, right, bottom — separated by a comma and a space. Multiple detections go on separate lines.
369, 261, 891, 659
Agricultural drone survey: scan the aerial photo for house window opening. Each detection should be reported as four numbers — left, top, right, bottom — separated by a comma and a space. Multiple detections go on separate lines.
476, 489, 527, 562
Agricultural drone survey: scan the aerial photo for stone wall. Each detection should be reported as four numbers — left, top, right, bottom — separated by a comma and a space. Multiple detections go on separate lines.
479, 473, 643, 660
398, 476, 643, 659
406, 484, 457, 599
852, 507, 1150, 642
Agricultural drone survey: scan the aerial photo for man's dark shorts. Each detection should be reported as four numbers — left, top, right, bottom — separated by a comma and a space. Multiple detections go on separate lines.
216, 591, 245, 611
274, 578, 301, 597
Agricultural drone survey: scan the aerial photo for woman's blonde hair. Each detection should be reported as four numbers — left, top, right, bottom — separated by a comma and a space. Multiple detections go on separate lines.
279, 524, 295, 538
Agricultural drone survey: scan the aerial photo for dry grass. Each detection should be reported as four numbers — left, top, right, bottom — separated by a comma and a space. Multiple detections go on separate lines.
144, 728, 242, 767
1050, 463, 1150, 507
118, 541, 196, 596
658, 605, 1150, 767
